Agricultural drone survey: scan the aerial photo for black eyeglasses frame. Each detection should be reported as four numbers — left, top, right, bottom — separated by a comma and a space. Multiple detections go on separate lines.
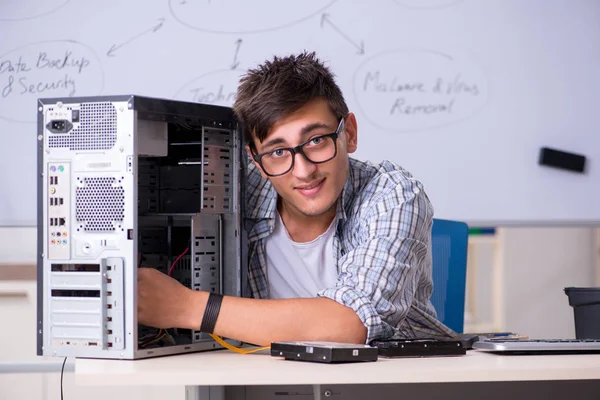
251, 118, 345, 177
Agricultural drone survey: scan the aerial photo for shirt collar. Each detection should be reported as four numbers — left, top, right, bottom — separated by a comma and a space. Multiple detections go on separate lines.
335, 160, 355, 222
247, 162, 278, 220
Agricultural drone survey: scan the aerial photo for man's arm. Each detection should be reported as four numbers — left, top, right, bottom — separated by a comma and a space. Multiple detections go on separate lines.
317, 166, 444, 343
209, 294, 366, 346
137, 268, 367, 346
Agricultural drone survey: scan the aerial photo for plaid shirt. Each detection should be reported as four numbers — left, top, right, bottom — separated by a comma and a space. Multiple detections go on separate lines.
244, 157, 455, 343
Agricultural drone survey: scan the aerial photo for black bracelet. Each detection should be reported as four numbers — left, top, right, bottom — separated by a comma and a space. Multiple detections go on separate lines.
200, 292, 224, 334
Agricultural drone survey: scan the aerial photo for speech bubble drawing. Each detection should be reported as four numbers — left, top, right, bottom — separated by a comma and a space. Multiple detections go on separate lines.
0, 40, 104, 123
173, 69, 244, 107
169, 0, 337, 34
353, 49, 488, 133
0, 0, 70, 21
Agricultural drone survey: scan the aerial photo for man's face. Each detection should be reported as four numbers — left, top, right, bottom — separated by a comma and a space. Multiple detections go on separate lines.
248, 98, 358, 219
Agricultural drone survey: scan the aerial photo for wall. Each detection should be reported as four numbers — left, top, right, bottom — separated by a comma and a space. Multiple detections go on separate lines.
499, 227, 597, 338
0, 227, 36, 264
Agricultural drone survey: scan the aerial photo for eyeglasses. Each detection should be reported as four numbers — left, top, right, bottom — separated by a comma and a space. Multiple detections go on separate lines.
251, 118, 344, 177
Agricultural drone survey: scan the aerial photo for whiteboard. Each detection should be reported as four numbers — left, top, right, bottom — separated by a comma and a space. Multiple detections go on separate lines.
1, 0, 598, 226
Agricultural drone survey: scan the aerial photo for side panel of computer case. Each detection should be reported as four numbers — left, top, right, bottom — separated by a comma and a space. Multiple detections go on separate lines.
37, 95, 248, 359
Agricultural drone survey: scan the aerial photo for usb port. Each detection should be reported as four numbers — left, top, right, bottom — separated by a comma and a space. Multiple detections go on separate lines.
50, 218, 55, 226
50, 198, 54, 206
59, 198, 64, 205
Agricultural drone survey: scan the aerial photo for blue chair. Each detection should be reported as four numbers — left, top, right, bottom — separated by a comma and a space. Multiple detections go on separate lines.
430, 218, 469, 333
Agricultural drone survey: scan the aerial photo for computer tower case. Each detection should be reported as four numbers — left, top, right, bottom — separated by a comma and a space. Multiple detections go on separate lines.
36, 95, 248, 359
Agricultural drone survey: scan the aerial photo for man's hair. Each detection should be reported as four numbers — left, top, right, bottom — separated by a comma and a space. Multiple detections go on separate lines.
233, 51, 349, 150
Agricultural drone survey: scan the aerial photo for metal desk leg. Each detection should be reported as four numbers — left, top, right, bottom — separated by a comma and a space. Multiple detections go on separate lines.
185, 386, 225, 400
313, 384, 321, 400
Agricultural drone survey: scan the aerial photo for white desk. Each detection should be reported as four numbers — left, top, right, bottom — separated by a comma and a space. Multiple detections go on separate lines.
75, 350, 600, 400
76, 349, 600, 385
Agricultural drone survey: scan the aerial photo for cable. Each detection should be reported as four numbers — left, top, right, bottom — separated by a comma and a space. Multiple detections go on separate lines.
168, 247, 189, 276
140, 329, 169, 349
60, 356, 67, 400
168, 243, 267, 354
209, 334, 270, 354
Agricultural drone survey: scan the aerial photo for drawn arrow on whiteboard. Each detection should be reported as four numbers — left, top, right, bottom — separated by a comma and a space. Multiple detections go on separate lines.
320, 13, 365, 55
231, 39, 242, 69
107, 18, 166, 57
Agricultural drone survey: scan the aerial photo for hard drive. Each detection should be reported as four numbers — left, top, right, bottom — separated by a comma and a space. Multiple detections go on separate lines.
371, 338, 466, 358
271, 341, 378, 363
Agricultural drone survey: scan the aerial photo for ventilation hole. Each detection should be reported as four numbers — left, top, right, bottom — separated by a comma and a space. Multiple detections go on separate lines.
75, 176, 125, 232
48, 102, 117, 151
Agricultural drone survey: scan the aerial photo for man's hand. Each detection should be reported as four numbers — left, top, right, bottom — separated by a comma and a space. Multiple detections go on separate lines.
137, 267, 206, 330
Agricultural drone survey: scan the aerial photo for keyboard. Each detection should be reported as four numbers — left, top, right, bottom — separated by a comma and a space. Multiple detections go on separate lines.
473, 339, 600, 354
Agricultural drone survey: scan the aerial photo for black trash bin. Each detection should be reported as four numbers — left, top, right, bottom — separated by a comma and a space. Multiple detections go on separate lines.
564, 287, 600, 339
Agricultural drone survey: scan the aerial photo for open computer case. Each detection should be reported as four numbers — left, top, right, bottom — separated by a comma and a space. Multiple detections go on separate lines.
36, 95, 248, 359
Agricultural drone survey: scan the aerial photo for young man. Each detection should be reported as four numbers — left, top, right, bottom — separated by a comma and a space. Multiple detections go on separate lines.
137, 52, 454, 346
